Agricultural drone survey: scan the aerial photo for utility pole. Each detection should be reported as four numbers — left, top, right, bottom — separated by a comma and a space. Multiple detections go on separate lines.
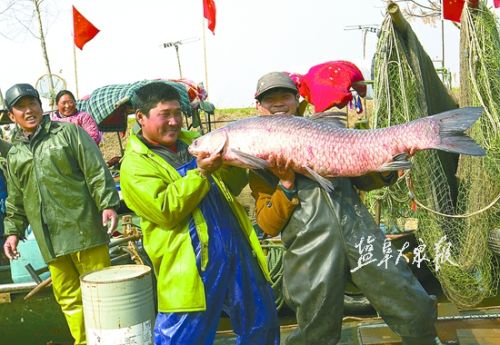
160, 37, 199, 79
441, 19, 445, 69
343, 24, 380, 124
344, 25, 379, 60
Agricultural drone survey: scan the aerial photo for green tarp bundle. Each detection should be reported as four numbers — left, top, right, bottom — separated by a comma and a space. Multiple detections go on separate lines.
77, 80, 193, 132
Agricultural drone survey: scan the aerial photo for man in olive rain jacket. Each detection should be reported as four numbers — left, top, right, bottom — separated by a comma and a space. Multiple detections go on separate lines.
2, 83, 120, 345
250, 72, 441, 345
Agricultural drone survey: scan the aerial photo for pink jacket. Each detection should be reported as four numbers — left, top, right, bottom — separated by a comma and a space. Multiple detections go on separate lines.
50, 110, 102, 144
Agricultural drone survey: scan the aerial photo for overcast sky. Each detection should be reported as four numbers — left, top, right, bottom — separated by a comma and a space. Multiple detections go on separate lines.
0, 0, 498, 109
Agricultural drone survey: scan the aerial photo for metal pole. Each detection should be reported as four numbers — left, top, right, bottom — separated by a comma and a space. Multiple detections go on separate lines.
24, 264, 43, 284
202, 17, 209, 95
363, 29, 368, 60
0, 282, 38, 294
441, 19, 445, 69
174, 44, 183, 78
73, 43, 80, 99
116, 131, 124, 156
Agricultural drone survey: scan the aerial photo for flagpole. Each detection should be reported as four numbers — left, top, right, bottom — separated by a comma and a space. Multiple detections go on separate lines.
73, 41, 80, 99
202, 16, 209, 96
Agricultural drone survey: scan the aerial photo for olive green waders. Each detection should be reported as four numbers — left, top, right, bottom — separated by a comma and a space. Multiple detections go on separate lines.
281, 176, 438, 345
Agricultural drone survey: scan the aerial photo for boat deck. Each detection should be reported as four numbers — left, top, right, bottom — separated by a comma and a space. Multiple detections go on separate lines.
1, 285, 499, 345
214, 299, 500, 345
2, 260, 500, 345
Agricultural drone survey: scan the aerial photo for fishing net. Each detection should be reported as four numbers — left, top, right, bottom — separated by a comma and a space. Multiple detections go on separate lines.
368, 1, 499, 308
260, 240, 286, 311
451, 1, 500, 304
368, 8, 428, 230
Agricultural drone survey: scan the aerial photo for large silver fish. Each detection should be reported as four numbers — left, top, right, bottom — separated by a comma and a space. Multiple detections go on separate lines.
188, 107, 485, 191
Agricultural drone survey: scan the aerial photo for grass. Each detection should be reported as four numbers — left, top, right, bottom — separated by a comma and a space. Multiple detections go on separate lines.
215, 107, 257, 120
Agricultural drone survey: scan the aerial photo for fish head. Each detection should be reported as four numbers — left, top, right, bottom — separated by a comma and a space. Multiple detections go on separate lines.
188, 129, 228, 158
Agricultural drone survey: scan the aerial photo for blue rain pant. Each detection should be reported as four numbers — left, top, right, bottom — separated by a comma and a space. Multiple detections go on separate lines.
154, 159, 279, 345
0, 169, 7, 242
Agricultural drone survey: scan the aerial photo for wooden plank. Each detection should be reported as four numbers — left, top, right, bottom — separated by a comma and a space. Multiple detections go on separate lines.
437, 302, 459, 317
0, 292, 11, 304
456, 329, 500, 345
436, 319, 500, 341
357, 324, 401, 345
358, 318, 500, 344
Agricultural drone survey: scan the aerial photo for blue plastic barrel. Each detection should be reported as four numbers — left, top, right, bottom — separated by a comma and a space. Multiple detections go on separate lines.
10, 226, 50, 283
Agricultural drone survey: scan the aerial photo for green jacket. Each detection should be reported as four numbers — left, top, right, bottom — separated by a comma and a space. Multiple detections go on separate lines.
0, 139, 11, 161
0, 139, 12, 180
120, 130, 271, 313
4, 116, 120, 263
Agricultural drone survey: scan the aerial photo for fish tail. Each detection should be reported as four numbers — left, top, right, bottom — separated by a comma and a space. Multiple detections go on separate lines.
433, 107, 486, 156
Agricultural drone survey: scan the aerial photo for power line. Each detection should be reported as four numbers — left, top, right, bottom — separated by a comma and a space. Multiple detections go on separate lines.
344, 25, 380, 59
344, 25, 380, 34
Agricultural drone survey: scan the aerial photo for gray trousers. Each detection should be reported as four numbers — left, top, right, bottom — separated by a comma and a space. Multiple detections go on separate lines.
281, 177, 438, 345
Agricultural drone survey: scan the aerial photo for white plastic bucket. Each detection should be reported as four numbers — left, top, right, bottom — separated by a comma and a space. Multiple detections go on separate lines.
80, 264, 155, 345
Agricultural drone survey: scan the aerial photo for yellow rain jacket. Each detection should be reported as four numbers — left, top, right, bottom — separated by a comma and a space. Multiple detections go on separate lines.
120, 130, 271, 313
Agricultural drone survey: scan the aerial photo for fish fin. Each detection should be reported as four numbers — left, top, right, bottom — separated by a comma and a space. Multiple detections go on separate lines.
230, 149, 270, 169
310, 111, 347, 128
304, 166, 335, 192
379, 153, 412, 171
432, 107, 486, 156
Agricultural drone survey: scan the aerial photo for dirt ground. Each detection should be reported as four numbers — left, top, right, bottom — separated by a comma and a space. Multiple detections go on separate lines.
100, 131, 127, 163
235, 186, 256, 223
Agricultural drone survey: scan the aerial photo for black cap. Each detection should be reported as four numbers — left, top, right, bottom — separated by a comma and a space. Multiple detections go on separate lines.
5, 83, 40, 110
255, 72, 298, 100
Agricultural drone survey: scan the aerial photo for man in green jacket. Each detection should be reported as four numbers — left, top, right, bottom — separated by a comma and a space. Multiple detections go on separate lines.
2, 83, 120, 345
120, 82, 279, 345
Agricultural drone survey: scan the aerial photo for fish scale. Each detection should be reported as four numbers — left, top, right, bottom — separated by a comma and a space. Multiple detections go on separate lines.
203, 117, 434, 176
188, 107, 485, 190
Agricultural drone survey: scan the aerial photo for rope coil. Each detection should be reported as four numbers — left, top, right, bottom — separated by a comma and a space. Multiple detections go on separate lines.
405, 173, 500, 218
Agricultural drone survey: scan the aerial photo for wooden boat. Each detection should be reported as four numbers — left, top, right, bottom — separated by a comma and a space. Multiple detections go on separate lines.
3, 225, 500, 345
0, 216, 144, 345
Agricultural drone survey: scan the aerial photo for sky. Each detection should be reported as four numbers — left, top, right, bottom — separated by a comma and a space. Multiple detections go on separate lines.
0, 0, 498, 109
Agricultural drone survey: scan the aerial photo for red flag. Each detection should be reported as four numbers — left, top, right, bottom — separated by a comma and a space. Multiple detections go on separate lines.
203, 0, 216, 34
73, 6, 100, 50
442, 0, 465, 23
495, 0, 500, 8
